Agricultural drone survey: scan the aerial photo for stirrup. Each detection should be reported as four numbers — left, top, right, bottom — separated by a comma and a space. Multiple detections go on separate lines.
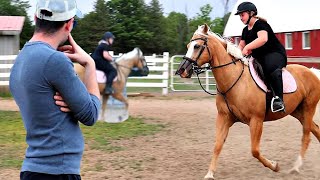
271, 96, 285, 113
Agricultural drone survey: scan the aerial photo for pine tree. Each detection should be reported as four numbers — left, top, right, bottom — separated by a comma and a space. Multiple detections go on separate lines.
164, 12, 188, 54
106, 0, 152, 53
145, 0, 166, 54
72, 0, 110, 52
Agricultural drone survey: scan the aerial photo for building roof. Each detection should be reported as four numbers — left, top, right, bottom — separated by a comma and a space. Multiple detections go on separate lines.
224, 0, 319, 37
0, 16, 25, 31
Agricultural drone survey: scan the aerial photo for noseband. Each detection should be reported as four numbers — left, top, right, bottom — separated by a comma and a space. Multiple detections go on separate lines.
182, 36, 243, 95
183, 37, 212, 70
183, 37, 239, 74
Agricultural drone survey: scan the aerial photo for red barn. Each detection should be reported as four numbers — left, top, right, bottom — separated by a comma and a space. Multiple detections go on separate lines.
224, 0, 320, 68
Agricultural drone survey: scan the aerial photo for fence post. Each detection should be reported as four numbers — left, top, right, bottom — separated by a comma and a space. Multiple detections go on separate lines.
162, 52, 169, 95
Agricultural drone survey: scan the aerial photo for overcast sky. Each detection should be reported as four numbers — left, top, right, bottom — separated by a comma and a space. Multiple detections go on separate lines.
27, 0, 237, 20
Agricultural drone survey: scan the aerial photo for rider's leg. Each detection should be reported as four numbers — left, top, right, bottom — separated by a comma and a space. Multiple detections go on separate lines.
262, 52, 287, 112
104, 63, 117, 94
270, 69, 285, 112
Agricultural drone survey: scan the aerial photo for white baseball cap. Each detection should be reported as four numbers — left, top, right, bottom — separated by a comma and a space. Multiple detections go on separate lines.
36, 0, 83, 21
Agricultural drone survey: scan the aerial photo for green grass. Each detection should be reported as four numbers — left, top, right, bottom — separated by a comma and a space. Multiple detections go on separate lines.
0, 92, 12, 98
81, 117, 164, 152
0, 111, 26, 169
0, 111, 164, 169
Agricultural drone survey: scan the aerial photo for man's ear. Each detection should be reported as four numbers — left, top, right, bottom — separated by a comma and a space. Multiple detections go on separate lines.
34, 15, 37, 23
65, 18, 74, 32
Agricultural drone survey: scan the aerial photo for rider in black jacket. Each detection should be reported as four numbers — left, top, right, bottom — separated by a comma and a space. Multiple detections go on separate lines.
91, 32, 117, 94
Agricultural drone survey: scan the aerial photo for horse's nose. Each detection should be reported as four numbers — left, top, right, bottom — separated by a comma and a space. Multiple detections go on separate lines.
142, 66, 149, 76
175, 68, 185, 75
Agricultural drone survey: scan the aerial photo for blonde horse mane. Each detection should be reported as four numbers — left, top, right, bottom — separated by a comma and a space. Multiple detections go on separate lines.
116, 48, 143, 62
195, 25, 247, 64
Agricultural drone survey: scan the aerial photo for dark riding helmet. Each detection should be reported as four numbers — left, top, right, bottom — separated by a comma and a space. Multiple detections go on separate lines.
234, 2, 257, 15
103, 32, 115, 40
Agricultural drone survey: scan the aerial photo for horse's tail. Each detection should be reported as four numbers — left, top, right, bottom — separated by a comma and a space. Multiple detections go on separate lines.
310, 68, 320, 80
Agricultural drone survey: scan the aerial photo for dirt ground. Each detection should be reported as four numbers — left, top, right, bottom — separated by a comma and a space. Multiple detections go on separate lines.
1, 92, 320, 180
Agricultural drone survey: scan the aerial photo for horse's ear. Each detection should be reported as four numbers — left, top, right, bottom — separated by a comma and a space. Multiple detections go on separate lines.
203, 24, 209, 34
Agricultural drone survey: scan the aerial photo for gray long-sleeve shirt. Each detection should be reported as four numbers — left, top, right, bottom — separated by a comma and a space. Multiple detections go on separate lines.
9, 41, 101, 175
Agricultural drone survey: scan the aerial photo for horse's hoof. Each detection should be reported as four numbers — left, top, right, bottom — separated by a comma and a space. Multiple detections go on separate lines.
204, 171, 215, 180
274, 162, 280, 172
270, 160, 280, 172
288, 168, 300, 174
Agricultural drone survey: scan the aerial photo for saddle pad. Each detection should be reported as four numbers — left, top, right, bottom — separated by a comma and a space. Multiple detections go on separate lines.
248, 57, 297, 93
96, 70, 107, 83
96, 70, 118, 83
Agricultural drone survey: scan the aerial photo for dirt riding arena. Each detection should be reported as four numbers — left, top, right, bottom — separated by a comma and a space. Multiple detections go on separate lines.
1, 92, 320, 180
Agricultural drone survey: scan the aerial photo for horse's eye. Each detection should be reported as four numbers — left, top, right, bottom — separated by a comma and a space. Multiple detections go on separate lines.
194, 44, 201, 49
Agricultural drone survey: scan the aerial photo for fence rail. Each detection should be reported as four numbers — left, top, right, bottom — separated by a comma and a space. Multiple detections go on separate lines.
0, 53, 170, 95
0, 55, 16, 86
3, 54, 320, 94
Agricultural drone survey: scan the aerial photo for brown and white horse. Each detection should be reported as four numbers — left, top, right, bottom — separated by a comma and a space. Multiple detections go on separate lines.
75, 47, 148, 119
176, 24, 320, 179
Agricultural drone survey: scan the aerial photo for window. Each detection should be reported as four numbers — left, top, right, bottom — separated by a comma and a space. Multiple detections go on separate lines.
233, 37, 240, 45
285, 33, 292, 50
302, 31, 311, 49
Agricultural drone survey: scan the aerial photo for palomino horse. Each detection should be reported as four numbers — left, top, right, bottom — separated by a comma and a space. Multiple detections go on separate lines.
75, 47, 148, 119
176, 24, 320, 179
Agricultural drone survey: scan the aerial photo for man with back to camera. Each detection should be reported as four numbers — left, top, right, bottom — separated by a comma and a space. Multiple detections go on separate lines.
9, 0, 101, 179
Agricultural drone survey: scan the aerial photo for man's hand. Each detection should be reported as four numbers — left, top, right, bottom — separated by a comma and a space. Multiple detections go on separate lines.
59, 34, 94, 67
54, 92, 71, 113
58, 34, 100, 100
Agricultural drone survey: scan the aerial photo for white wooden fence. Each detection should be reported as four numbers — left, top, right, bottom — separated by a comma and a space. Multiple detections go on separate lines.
0, 55, 15, 86
0, 52, 170, 95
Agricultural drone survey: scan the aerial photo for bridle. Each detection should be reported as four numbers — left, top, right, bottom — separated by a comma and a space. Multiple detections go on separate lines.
182, 35, 244, 96
183, 37, 213, 67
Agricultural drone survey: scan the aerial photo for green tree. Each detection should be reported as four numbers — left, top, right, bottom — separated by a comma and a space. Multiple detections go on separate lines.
0, 0, 33, 47
187, 4, 228, 39
145, 0, 166, 54
164, 12, 188, 54
72, 0, 110, 53
222, 12, 231, 31
187, 4, 214, 39
106, 0, 152, 53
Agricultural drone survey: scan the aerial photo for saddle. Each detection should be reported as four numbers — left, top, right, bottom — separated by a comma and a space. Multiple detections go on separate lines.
248, 57, 297, 94
247, 57, 297, 112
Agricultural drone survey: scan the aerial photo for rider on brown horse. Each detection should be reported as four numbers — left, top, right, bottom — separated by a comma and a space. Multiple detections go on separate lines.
91, 32, 117, 94
236, 2, 287, 112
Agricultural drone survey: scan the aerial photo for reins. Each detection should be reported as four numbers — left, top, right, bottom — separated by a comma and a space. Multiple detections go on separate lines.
194, 59, 244, 96
184, 35, 245, 122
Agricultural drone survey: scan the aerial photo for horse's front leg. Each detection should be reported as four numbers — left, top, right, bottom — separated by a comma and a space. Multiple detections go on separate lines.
204, 113, 234, 180
100, 94, 109, 120
250, 117, 280, 172
112, 92, 129, 109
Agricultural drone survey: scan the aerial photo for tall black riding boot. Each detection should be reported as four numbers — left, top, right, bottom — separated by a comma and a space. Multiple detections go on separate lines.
104, 82, 114, 95
270, 69, 285, 112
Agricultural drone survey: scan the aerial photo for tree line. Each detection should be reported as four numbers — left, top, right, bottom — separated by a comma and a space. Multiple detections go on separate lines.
1, 0, 231, 55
